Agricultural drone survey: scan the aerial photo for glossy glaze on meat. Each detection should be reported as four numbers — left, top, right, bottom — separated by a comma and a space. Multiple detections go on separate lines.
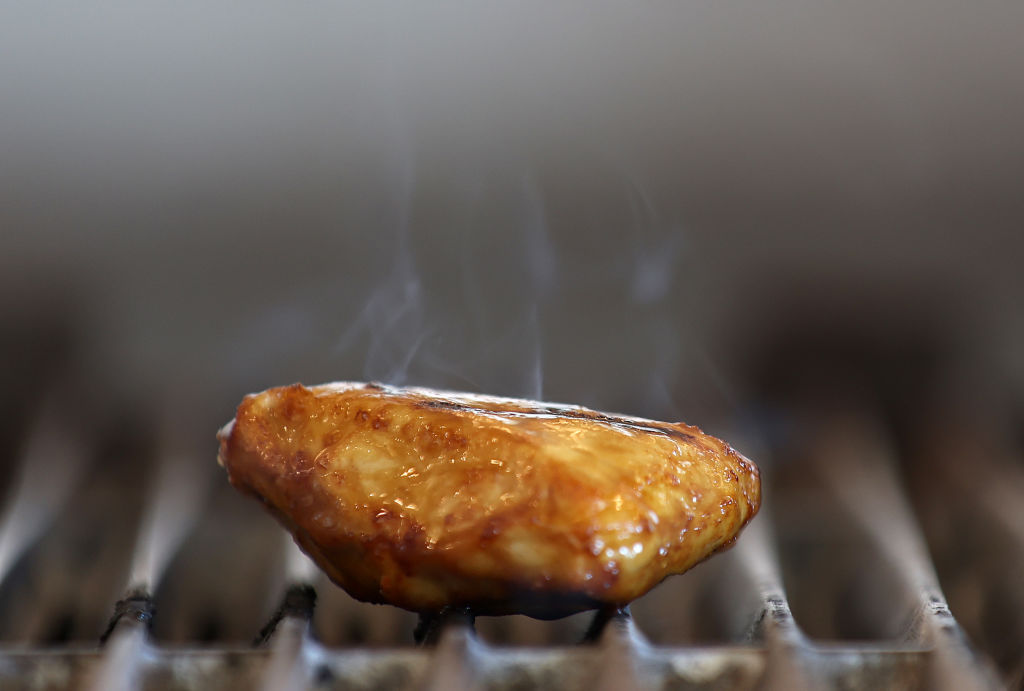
217, 382, 761, 618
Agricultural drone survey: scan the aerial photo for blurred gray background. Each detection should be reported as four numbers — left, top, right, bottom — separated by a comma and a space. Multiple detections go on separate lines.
2, 0, 1023, 428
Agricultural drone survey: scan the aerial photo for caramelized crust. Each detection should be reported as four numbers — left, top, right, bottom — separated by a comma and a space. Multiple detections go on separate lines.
217, 382, 760, 618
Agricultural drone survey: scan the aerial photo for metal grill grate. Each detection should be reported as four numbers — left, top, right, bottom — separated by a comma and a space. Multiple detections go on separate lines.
0, 385, 1019, 691
0, 313, 1020, 691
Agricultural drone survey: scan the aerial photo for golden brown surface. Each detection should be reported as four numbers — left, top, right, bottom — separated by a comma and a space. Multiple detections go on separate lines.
217, 382, 760, 618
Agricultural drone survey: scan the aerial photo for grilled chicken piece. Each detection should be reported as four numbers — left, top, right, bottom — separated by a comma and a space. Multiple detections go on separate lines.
218, 382, 760, 618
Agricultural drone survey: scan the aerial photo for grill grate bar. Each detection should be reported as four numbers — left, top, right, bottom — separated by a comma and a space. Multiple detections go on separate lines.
815, 411, 1003, 690
732, 514, 822, 689
592, 610, 649, 691
722, 428, 822, 688
929, 423, 1024, 552
909, 412, 1024, 686
260, 616, 312, 691
254, 529, 321, 691
125, 443, 208, 595
0, 400, 85, 588
250, 576, 318, 691
85, 619, 149, 691
99, 593, 155, 644
85, 420, 210, 689
421, 617, 478, 691
734, 516, 801, 645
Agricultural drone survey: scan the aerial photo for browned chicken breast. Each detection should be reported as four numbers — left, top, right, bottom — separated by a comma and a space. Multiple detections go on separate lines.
218, 382, 760, 618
